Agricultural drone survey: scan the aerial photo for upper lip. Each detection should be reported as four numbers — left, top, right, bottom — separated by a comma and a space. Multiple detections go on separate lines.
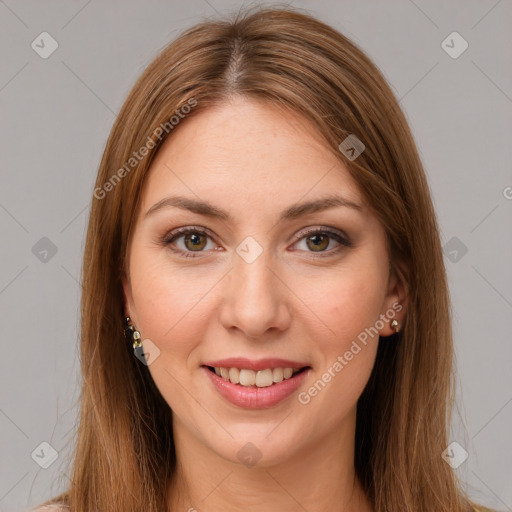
202, 357, 310, 371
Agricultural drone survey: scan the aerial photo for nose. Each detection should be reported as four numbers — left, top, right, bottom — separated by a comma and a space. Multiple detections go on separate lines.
219, 246, 292, 340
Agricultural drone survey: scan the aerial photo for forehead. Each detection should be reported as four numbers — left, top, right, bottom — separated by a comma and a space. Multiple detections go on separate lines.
140, 97, 364, 218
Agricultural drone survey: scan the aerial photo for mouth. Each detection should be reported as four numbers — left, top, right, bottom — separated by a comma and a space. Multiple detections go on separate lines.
202, 365, 311, 388
201, 361, 312, 409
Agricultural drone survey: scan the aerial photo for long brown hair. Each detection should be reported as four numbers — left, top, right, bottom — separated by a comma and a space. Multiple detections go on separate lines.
40, 6, 482, 511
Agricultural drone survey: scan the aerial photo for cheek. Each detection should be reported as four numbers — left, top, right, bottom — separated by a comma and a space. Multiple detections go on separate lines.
298, 280, 381, 419
309, 265, 386, 346
301, 263, 385, 398
128, 251, 206, 354
128, 252, 216, 414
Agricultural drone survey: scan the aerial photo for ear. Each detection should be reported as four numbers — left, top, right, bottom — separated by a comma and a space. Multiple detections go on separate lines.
378, 260, 408, 337
122, 274, 136, 325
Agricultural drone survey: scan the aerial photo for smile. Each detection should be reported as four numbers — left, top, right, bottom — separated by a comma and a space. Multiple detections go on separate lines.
205, 366, 307, 388
202, 364, 311, 409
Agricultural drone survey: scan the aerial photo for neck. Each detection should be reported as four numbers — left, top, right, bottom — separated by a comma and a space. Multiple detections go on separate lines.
167, 407, 373, 512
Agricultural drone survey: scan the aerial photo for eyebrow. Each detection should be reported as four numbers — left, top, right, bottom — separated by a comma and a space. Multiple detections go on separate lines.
144, 194, 362, 222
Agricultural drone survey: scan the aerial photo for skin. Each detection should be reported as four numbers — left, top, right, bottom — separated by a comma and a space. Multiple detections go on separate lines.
123, 95, 407, 512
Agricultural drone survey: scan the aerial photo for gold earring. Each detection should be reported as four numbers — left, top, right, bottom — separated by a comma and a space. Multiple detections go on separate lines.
390, 319, 400, 333
124, 316, 143, 351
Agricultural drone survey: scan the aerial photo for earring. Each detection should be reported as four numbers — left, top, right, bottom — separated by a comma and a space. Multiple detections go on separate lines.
124, 316, 144, 358
390, 319, 400, 333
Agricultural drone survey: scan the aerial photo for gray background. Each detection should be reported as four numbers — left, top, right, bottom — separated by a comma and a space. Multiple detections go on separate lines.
1, 0, 511, 510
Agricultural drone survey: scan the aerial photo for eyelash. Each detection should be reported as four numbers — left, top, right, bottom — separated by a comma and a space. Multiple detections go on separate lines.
161, 226, 352, 259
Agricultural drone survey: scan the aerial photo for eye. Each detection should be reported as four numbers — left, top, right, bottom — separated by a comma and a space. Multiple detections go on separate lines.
292, 227, 352, 257
162, 227, 217, 258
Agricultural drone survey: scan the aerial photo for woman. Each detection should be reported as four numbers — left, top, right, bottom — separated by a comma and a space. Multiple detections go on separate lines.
33, 6, 494, 512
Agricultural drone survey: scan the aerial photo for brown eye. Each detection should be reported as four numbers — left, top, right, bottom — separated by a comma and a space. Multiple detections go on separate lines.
183, 232, 207, 251
162, 227, 216, 258
293, 227, 352, 258
305, 233, 330, 252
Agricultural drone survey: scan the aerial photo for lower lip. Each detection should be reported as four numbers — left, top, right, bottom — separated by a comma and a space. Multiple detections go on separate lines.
202, 366, 310, 409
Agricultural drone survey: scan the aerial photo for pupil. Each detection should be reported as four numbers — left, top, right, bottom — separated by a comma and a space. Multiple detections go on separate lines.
186, 233, 205, 250
308, 234, 327, 251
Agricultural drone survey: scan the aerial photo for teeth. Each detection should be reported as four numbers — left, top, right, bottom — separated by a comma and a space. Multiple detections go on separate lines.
273, 367, 284, 383
228, 367, 240, 384
213, 366, 302, 387
239, 369, 256, 386
255, 369, 273, 387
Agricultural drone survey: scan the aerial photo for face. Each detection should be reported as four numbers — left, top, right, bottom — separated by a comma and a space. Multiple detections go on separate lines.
123, 96, 406, 467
